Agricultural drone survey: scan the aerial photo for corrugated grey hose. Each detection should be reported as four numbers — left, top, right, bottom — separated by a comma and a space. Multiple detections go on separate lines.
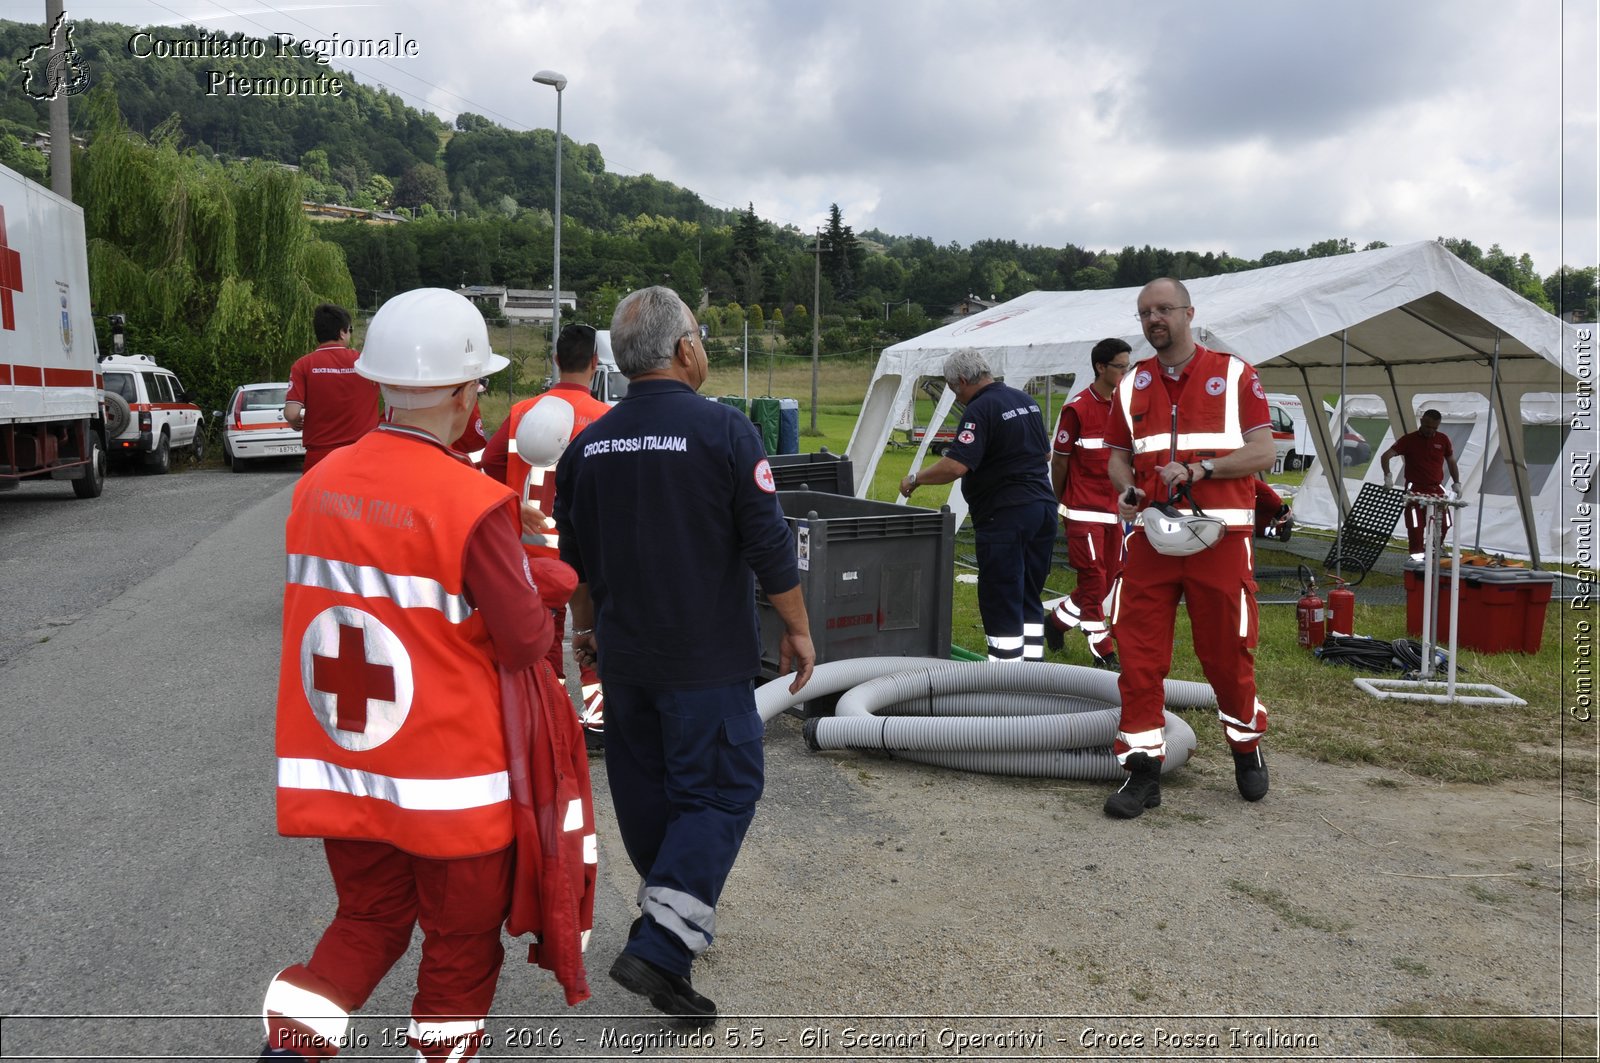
755, 658, 1213, 781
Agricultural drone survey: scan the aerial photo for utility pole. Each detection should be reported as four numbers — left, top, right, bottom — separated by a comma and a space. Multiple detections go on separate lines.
46, 0, 71, 200
807, 228, 829, 433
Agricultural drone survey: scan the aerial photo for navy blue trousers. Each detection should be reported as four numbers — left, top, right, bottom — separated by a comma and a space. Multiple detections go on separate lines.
601, 678, 765, 976
973, 499, 1057, 660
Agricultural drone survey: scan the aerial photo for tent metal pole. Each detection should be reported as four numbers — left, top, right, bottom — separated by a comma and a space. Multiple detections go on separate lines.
1475, 333, 1500, 553
1486, 332, 1542, 567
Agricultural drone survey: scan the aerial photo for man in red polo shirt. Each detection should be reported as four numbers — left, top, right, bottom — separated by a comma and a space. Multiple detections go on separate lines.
1380, 409, 1463, 555
285, 304, 380, 473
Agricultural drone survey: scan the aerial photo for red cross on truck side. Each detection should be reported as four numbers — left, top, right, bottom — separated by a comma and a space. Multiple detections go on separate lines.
312, 623, 396, 733
0, 205, 24, 332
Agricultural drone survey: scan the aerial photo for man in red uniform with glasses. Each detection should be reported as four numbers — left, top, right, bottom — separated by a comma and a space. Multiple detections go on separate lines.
1103, 278, 1277, 819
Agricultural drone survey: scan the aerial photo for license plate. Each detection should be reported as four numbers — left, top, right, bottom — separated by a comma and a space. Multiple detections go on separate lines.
270, 445, 304, 455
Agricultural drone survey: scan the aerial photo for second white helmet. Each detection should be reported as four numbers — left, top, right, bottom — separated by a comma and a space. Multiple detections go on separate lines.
514, 395, 576, 468
355, 288, 509, 387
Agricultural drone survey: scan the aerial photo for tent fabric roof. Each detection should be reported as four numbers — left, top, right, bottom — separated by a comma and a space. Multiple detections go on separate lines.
849, 241, 1586, 562
869, 241, 1576, 389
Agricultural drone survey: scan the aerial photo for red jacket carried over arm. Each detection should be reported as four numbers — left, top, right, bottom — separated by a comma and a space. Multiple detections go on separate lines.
498, 557, 597, 1006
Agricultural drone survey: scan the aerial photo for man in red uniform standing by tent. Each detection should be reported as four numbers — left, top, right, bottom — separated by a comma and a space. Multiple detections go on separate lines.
482, 323, 614, 747
1103, 278, 1277, 819
261, 289, 595, 1062
1045, 338, 1132, 668
284, 304, 380, 473
1380, 409, 1463, 556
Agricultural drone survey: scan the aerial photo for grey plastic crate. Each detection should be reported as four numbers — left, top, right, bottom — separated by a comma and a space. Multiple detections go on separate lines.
767, 449, 855, 495
758, 490, 954, 677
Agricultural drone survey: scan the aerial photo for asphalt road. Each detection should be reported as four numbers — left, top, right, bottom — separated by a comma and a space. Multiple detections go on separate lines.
0, 460, 302, 668
0, 462, 1588, 1061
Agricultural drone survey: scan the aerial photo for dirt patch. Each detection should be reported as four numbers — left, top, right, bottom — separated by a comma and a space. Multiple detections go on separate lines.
578, 713, 1594, 1058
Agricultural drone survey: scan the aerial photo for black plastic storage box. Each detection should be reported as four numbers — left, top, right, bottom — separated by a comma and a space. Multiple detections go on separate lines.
766, 449, 855, 495
758, 490, 954, 677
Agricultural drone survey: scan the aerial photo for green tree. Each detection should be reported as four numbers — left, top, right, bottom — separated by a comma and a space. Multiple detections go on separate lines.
1480, 244, 1551, 309
822, 203, 863, 302
668, 249, 702, 309
364, 174, 394, 209
395, 163, 452, 212
75, 89, 355, 406
748, 303, 765, 332
0, 132, 46, 183
1544, 266, 1599, 320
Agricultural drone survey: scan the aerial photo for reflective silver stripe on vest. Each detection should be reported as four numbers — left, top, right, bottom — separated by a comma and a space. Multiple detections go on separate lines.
1121, 356, 1246, 454
278, 757, 510, 811
1130, 432, 1173, 455
286, 554, 473, 623
1065, 507, 1118, 523
1075, 437, 1108, 450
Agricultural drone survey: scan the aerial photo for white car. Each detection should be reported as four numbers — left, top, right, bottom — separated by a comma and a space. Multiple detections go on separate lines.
222, 382, 303, 472
99, 353, 207, 474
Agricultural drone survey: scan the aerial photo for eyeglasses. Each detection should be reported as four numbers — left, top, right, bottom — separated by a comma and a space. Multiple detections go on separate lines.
1105, 361, 1131, 372
561, 323, 596, 340
1135, 305, 1190, 322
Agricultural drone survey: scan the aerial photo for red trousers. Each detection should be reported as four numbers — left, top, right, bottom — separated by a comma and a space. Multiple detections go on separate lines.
1404, 486, 1449, 553
1110, 530, 1267, 761
264, 840, 513, 1060
1059, 517, 1122, 655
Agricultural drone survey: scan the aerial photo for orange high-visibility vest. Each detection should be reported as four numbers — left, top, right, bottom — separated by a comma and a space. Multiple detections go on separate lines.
504, 384, 612, 560
1117, 345, 1256, 528
276, 427, 520, 858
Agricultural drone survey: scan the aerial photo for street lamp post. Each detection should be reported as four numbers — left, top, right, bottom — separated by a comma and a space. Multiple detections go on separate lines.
532, 69, 567, 347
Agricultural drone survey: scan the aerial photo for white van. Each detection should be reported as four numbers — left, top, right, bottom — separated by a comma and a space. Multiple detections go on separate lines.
588, 329, 628, 404
1266, 394, 1371, 470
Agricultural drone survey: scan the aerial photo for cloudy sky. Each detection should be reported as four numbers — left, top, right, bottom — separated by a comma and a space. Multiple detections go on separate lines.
57, 0, 1600, 275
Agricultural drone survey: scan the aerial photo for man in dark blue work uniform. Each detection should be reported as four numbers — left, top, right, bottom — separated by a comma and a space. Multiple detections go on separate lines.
553, 285, 815, 1025
900, 350, 1056, 661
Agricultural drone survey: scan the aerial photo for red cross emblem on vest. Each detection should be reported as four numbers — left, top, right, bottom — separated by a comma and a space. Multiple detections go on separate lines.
314, 623, 395, 733
301, 607, 414, 751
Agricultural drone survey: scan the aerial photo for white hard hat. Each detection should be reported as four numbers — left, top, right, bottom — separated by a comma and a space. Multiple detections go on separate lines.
355, 288, 509, 387
514, 395, 576, 467
1142, 500, 1227, 556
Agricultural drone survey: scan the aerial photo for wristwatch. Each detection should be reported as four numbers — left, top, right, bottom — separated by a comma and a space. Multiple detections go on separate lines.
1198, 460, 1216, 480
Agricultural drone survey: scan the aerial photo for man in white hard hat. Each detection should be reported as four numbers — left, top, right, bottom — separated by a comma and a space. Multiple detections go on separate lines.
261, 288, 596, 1062
482, 322, 615, 748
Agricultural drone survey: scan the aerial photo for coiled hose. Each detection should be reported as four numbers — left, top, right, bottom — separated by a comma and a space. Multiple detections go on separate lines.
755, 658, 1214, 782
1316, 635, 1454, 676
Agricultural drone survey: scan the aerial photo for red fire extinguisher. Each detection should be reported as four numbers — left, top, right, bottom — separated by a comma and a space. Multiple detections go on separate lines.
1327, 578, 1355, 638
1297, 569, 1325, 649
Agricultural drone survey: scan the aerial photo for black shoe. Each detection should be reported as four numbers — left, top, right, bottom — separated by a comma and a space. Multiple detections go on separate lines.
1045, 623, 1065, 652
1104, 752, 1161, 819
258, 1046, 305, 1061
1091, 651, 1120, 671
609, 950, 717, 1026
583, 727, 605, 753
1233, 747, 1269, 801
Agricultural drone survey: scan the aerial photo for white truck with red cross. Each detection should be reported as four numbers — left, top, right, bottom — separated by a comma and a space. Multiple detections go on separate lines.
0, 161, 105, 498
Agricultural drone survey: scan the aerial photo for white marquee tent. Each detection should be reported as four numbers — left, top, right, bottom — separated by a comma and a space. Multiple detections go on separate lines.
846, 241, 1591, 564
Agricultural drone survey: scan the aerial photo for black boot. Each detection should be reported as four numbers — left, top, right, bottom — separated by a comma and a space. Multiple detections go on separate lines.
1233, 747, 1269, 801
610, 950, 718, 1026
1104, 752, 1161, 818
